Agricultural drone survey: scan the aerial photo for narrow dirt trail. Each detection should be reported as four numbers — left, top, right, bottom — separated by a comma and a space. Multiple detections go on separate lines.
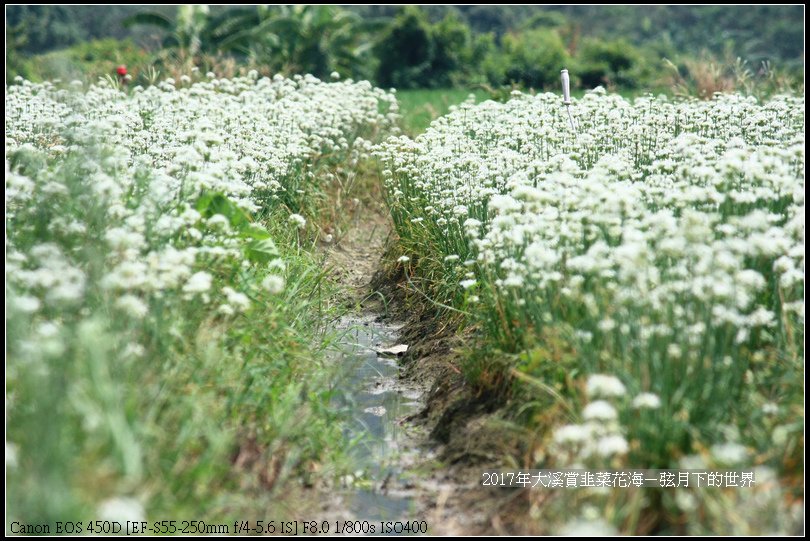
323, 200, 390, 295
320, 202, 510, 535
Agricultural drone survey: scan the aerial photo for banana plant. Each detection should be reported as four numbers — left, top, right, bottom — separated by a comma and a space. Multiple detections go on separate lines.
123, 5, 243, 57
208, 5, 385, 78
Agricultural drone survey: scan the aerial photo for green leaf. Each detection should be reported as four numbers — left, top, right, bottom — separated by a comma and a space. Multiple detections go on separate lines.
195, 192, 251, 229
241, 224, 272, 241
122, 12, 173, 30
245, 238, 280, 265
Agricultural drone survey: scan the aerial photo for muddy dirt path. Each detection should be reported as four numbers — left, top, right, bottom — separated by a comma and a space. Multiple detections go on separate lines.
321, 206, 512, 535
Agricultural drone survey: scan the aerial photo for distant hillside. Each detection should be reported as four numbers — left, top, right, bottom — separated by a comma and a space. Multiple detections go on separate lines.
7, 5, 804, 68
354, 5, 804, 67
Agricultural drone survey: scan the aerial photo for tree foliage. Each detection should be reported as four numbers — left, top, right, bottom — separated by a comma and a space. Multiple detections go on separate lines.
6, 5, 803, 91
486, 29, 570, 89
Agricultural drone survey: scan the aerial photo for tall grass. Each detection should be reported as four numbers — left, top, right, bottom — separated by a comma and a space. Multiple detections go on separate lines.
377, 89, 804, 533
663, 53, 804, 100
6, 74, 397, 526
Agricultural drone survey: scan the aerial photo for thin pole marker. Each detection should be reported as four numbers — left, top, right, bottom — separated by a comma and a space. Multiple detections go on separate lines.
561, 68, 576, 131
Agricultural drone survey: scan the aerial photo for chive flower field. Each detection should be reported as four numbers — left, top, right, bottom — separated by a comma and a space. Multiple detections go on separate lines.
377, 89, 804, 533
5, 68, 804, 534
6, 73, 396, 523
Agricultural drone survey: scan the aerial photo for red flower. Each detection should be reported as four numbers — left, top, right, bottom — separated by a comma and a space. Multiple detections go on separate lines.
116, 65, 128, 76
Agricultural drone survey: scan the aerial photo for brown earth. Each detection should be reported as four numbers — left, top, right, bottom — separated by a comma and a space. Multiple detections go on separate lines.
322, 202, 535, 535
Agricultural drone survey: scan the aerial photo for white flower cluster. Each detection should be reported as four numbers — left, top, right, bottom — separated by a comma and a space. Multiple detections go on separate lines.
7, 74, 398, 212
380, 90, 802, 475
553, 375, 643, 463
6, 73, 396, 348
378, 89, 803, 427
552, 373, 665, 466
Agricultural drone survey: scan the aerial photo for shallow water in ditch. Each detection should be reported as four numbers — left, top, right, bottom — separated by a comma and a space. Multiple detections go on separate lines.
330, 314, 428, 526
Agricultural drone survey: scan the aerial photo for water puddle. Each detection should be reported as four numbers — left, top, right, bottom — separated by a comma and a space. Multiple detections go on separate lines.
330, 314, 428, 526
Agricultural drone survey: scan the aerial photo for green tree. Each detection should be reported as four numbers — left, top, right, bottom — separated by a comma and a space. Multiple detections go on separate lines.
429, 13, 478, 87
6, 22, 32, 82
5, 6, 86, 52
123, 5, 216, 58
576, 38, 646, 89
374, 7, 485, 89
239, 5, 380, 79
374, 7, 434, 88
489, 29, 570, 89
520, 11, 568, 30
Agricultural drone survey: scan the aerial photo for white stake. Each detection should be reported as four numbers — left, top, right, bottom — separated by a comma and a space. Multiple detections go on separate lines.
561, 68, 576, 131
561, 69, 571, 105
